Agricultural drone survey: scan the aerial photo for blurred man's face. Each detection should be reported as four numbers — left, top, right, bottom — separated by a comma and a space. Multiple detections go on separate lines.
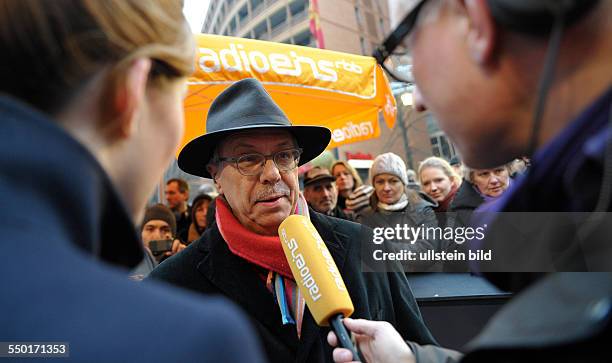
304, 181, 338, 214
141, 220, 172, 247
405, 0, 524, 168
165, 181, 188, 210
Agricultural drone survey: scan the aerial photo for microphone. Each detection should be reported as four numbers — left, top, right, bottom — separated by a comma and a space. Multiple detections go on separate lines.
279, 215, 364, 362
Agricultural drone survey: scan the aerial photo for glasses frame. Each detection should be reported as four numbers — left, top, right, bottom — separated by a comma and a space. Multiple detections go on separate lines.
372, 0, 429, 83
216, 148, 303, 176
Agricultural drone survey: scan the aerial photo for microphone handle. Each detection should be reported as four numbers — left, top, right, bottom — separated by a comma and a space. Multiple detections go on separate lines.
330, 314, 364, 362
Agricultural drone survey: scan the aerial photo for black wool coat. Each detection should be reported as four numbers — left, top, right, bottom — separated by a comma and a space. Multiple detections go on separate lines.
448, 179, 484, 228
149, 210, 437, 363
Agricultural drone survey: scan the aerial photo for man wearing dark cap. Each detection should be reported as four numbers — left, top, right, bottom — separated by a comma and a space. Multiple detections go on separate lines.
149, 78, 436, 363
131, 204, 186, 280
141, 204, 185, 261
303, 167, 349, 219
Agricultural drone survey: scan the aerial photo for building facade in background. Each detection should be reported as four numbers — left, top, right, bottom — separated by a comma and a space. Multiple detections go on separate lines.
200, 0, 457, 172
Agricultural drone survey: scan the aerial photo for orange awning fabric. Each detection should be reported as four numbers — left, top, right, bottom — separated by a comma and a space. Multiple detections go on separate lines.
180, 34, 397, 155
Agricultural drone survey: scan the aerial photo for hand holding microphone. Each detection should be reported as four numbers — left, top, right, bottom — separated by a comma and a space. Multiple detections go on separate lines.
279, 215, 364, 362
327, 318, 416, 363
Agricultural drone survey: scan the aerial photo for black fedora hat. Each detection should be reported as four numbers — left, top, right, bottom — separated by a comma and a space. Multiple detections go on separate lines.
178, 78, 331, 179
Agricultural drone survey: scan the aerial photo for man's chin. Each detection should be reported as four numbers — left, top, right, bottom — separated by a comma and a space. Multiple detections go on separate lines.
252, 206, 292, 228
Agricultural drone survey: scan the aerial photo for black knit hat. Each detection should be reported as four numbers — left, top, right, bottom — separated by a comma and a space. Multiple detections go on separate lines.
178, 78, 331, 178
141, 204, 177, 236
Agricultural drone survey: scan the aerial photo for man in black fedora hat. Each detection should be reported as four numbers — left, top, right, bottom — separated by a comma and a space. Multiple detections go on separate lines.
149, 78, 436, 363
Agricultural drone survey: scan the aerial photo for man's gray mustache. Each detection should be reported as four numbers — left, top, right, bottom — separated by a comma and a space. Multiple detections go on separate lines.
254, 183, 291, 201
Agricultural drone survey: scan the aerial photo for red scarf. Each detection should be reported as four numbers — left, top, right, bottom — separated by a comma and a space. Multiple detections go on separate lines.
436, 183, 459, 213
215, 197, 294, 279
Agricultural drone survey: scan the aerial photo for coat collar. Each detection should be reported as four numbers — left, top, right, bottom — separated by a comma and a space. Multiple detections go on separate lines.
0, 95, 143, 268
196, 209, 349, 362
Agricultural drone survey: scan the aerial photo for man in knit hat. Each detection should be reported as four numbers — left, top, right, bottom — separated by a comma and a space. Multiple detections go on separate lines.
149, 78, 436, 363
140, 204, 185, 263
132, 204, 186, 280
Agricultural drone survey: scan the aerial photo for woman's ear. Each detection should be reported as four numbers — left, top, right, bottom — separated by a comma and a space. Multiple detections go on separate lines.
106, 58, 152, 139
463, 0, 497, 65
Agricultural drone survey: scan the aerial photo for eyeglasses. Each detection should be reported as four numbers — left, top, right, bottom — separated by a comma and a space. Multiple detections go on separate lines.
372, 0, 428, 83
216, 148, 303, 176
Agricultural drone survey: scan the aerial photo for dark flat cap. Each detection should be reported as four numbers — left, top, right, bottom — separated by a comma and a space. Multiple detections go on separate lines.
303, 167, 336, 187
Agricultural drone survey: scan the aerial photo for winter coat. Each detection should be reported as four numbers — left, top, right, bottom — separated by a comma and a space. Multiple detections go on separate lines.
149, 210, 437, 363
0, 95, 265, 362
358, 192, 443, 272
448, 180, 484, 228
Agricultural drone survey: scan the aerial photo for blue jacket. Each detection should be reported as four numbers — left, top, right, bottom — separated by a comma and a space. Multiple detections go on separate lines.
0, 95, 265, 362
471, 87, 612, 278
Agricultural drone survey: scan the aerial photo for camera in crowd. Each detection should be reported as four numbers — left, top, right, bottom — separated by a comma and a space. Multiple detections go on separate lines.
148, 239, 174, 256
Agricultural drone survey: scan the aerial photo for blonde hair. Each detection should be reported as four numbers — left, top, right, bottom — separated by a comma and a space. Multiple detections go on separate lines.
0, 0, 194, 115
331, 161, 363, 190
417, 156, 461, 185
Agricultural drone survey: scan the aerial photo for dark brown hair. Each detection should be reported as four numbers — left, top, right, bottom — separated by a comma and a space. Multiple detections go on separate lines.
166, 178, 189, 194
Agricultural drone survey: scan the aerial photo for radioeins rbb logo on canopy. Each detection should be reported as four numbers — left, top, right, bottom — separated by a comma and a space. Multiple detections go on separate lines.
194, 36, 377, 99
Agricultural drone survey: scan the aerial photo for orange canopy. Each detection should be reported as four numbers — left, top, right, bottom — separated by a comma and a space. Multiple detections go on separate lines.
180, 34, 396, 155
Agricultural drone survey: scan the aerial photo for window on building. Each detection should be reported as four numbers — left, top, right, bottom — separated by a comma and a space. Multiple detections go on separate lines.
253, 21, 268, 39
238, 5, 249, 24
430, 132, 457, 160
355, 6, 362, 25
293, 30, 312, 47
250, 0, 264, 18
229, 17, 237, 35
359, 36, 367, 55
270, 8, 287, 32
290, 0, 307, 17
379, 17, 386, 35
221, 2, 227, 18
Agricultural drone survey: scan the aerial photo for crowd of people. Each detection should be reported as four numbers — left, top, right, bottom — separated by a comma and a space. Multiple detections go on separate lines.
2, 0, 610, 362
141, 150, 519, 276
